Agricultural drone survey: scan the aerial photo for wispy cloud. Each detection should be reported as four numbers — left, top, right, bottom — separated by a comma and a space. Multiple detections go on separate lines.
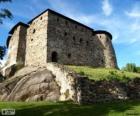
125, 5, 140, 18
131, 20, 140, 32
102, 0, 113, 16
47, 0, 140, 45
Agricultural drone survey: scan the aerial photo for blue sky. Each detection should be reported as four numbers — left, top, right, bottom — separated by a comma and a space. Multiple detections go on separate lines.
0, 0, 140, 68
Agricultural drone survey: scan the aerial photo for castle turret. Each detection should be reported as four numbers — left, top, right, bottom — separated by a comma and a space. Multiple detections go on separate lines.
6, 22, 28, 67
95, 30, 118, 68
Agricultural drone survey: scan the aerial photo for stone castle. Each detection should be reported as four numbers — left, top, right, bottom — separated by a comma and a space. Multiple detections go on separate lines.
3, 9, 139, 104
6, 9, 118, 69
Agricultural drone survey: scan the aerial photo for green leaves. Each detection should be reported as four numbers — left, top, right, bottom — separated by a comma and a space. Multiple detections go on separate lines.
0, 46, 6, 60
0, 0, 13, 24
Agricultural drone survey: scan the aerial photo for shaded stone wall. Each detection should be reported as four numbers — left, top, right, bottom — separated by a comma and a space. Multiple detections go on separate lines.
25, 12, 48, 66
6, 25, 27, 66
96, 34, 118, 68
47, 12, 105, 67
17, 26, 27, 65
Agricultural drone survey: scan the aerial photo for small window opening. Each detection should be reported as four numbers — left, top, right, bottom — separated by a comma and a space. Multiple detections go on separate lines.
101, 59, 104, 63
68, 53, 71, 58
57, 18, 59, 22
64, 32, 67, 36
33, 29, 36, 33
40, 17, 42, 20
86, 41, 89, 46
92, 31, 95, 36
80, 38, 83, 43
65, 21, 68, 25
73, 36, 75, 41
31, 39, 33, 41
51, 51, 58, 62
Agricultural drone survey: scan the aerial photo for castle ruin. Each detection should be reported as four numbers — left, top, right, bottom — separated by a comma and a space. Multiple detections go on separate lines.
5, 9, 118, 69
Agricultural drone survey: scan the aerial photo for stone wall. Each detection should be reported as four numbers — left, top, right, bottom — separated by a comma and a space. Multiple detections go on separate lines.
6, 9, 117, 68
96, 34, 118, 68
6, 26, 21, 66
47, 11, 105, 67
2, 25, 27, 76
17, 26, 27, 65
25, 12, 48, 66
46, 63, 78, 101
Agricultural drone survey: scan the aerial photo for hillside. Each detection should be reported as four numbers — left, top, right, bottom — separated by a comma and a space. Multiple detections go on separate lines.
68, 66, 140, 81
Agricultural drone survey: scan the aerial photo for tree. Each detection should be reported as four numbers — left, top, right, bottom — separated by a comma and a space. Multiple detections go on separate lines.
0, 46, 6, 60
122, 63, 137, 73
0, 0, 13, 24
0, 0, 13, 62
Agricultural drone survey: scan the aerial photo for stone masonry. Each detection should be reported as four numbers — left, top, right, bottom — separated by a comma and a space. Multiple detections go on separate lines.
5, 9, 118, 70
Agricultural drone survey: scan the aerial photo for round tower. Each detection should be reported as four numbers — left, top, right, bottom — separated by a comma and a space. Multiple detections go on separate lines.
94, 30, 118, 68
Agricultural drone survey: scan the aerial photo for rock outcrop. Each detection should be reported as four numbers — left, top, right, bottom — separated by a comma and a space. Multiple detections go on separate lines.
0, 63, 140, 104
0, 66, 60, 101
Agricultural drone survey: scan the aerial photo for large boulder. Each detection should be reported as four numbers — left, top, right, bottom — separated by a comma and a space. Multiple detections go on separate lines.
0, 66, 60, 101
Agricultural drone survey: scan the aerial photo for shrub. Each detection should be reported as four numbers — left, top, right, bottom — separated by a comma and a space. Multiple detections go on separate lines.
122, 63, 137, 73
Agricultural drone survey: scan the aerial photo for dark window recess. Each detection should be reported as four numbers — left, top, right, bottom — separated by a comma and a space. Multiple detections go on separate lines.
40, 17, 42, 20
33, 29, 36, 33
65, 21, 68, 25
86, 41, 89, 46
75, 25, 77, 29
57, 18, 59, 22
92, 31, 95, 36
101, 59, 104, 63
51, 51, 58, 62
100, 35, 102, 38
68, 53, 71, 58
31, 39, 33, 41
64, 32, 67, 36
80, 38, 83, 43
73, 36, 75, 41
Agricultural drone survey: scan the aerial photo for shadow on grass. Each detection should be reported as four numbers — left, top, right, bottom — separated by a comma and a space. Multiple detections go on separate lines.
14, 100, 140, 116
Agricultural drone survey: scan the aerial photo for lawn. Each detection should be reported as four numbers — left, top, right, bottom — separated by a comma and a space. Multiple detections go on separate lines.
0, 101, 140, 116
67, 65, 140, 81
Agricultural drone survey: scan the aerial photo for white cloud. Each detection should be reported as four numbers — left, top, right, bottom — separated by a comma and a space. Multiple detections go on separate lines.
41, 0, 140, 45
131, 20, 140, 32
125, 11, 140, 18
102, 0, 113, 16
125, 4, 140, 18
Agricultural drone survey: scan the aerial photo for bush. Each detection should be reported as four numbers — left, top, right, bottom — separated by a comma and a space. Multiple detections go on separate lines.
122, 63, 137, 73
136, 67, 140, 73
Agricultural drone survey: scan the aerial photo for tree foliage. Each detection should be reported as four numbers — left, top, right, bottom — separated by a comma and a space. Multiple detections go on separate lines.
122, 63, 137, 73
0, 46, 6, 60
0, 0, 13, 62
0, 0, 13, 24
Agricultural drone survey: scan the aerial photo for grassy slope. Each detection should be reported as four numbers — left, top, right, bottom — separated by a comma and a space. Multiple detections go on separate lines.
68, 66, 140, 81
0, 101, 140, 116
1, 66, 140, 116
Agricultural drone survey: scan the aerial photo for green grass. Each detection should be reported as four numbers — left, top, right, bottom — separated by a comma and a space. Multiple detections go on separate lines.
0, 101, 140, 116
67, 66, 140, 81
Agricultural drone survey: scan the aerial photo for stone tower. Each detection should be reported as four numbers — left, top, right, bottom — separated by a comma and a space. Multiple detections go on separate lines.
6, 22, 28, 67
95, 31, 118, 68
5, 9, 118, 69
